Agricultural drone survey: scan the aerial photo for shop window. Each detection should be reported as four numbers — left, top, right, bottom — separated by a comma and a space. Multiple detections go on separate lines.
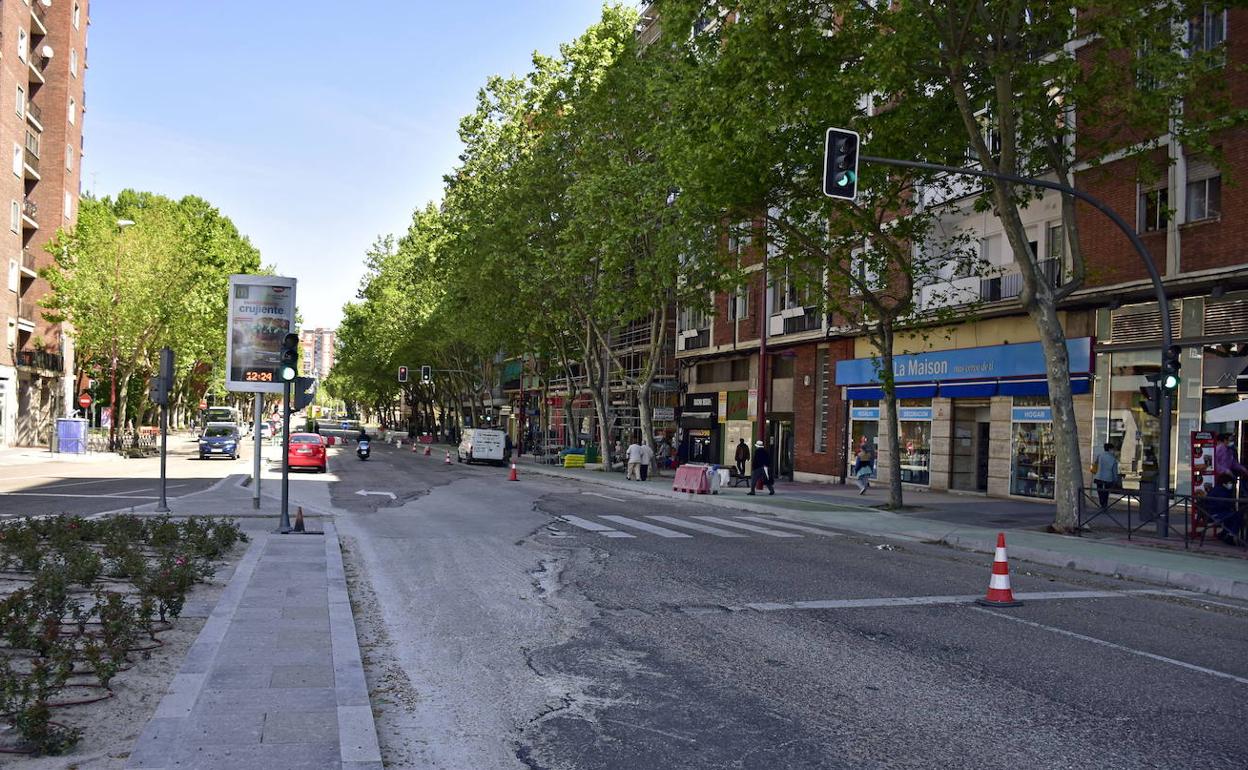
849, 401, 879, 480
1106, 350, 1172, 490
898, 399, 931, 485
1011, 396, 1055, 499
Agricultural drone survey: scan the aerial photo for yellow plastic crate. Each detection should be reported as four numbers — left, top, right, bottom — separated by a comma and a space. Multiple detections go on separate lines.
563, 454, 586, 468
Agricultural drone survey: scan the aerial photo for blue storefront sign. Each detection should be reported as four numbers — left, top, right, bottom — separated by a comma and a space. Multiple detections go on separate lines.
1011, 407, 1053, 423
898, 407, 933, 421
850, 407, 880, 420
835, 338, 1093, 399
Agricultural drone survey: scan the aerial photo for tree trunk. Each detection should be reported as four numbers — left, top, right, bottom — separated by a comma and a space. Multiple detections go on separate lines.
1029, 301, 1082, 532
876, 326, 905, 510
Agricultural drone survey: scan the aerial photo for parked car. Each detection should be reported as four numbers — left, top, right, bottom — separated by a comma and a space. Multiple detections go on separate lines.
288, 432, 327, 473
457, 428, 507, 466
198, 422, 240, 460
260, 423, 273, 441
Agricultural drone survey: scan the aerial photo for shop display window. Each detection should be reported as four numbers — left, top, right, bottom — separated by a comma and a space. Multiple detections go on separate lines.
849, 400, 879, 480
1011, 396, 1055, 499
898, 399, 931, 486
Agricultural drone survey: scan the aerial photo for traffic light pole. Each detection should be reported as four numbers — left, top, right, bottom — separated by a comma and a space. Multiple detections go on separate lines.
252, 393, 262, 510
156, 399, 169, 513
860, 154, 1175, 534
279, 380, 292, 533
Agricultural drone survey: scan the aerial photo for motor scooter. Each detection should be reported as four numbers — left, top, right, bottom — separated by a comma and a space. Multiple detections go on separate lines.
357, 439, 371, 461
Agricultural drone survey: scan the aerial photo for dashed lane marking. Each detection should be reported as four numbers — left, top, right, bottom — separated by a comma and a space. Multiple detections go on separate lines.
645, 515, 746, 537
600, 515, 692, 538
691, 515, 802, 538
559, 514, 635, 538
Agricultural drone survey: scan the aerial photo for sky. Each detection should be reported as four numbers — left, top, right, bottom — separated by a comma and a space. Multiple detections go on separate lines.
80, 0, 616, 329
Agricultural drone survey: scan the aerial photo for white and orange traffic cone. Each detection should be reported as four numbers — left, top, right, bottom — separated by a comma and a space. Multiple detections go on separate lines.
976, 533, 1022, 607
508, 463, 518, 481
445, 451, 452, 465
412, 441, 418, 452
424, 445, 431, 456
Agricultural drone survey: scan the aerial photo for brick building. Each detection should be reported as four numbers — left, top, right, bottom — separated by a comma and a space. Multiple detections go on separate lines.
0, 0, 88, 446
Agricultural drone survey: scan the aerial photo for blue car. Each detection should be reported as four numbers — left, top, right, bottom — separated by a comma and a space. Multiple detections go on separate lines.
199, 422, 240, 460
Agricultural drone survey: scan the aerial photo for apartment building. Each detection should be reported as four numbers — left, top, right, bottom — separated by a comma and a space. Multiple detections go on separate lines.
298, 327, 336, 379
0, 0, 87, 446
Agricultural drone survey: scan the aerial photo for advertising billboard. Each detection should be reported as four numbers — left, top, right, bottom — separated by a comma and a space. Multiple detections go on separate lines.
226, 275, 297, 393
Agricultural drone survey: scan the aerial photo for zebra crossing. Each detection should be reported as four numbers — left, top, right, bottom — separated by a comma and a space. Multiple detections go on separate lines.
555, 513, 842, 541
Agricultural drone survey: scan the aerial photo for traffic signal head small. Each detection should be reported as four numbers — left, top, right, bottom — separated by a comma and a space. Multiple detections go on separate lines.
1162, 346, 1182, 390
823, 128, 860, 201
1139, 374, 1162, 418
421, 365, 432, 383
280, 333, 299, 382
398, 366, 409, 383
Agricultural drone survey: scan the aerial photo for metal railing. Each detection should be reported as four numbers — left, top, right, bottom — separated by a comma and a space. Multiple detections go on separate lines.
22, 197, 37, 221
26, 100, 41, 125
781, 306, 823, 335
1077, 486, 1246, 549
980, 258, 1062, 302
31, 0, 48, 26
21, 249, 36, 272
17, 349, 62, 372
680, 328, 710, 351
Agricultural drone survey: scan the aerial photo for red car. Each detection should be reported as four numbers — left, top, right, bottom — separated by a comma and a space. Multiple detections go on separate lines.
287, 433, 327, 473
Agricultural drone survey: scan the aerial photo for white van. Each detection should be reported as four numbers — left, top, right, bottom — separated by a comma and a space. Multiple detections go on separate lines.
458, 429, 507, 465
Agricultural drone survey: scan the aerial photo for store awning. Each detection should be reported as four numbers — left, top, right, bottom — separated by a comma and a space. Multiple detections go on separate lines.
939, 380, 997, 398
1206, 400, 1248, 423
847, 376, 1090, 401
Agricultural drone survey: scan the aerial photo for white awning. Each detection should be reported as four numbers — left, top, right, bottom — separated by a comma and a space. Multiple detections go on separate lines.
1205, 399, 1248, 423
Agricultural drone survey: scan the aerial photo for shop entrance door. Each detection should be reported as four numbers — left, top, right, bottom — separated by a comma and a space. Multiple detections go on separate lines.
952, 403, 991, 493
768, 420, 795, 481
976, 422, 990, 491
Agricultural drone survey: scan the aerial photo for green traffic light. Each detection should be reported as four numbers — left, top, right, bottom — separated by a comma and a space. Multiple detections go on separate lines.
280, 366, 297, 382
1162, 373, 1180, 389
836, 170, 857, 187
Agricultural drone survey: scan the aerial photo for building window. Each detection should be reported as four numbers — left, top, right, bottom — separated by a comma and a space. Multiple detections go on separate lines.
73, 2, 81, 29
17, 29, 27, 63
1046, 222, 1065, 262
1189, 5, 1227, 60
1138, 186, 1167, 232
10, 201, 19, 232
727, 286, 748, 320
68, 98, 76, 125
65, 145, 73, 172
15, 86, 23, 119
64, 190, 72, 219
8, 260, 17, 292
1186, 175, 1221, 223
12, 144, 22, 178
814, 349, 828, 454
70, 48, 78, 77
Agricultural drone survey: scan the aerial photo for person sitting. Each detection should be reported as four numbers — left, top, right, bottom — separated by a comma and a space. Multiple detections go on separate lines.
1204, 472, 1243, 546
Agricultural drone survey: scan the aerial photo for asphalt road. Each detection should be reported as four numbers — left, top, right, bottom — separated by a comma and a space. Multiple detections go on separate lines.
220, 442, 1248, 767
0, 434, 257, 518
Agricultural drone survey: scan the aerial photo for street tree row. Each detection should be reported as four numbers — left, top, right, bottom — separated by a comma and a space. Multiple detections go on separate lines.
337, 1, 1236, 530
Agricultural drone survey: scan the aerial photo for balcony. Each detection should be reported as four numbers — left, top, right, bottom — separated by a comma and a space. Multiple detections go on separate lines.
22, 142, 40, 181
25, 101, 42, 132
980, 258, 1063, 302
28, 53, 48, 85
16, 298, 36, 331
17, 350, 63, 373
678, 328, 710, 352
769, 306, 823, 337
31, 1, 49, 36
20, 249, 37, 278
21, 198, 38, 230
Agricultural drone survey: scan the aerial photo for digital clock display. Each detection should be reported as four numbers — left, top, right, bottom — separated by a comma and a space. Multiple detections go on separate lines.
243, 370, 274, 383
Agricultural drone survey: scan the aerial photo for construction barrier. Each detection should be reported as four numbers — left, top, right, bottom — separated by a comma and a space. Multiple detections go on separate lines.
673, 464, 711, 494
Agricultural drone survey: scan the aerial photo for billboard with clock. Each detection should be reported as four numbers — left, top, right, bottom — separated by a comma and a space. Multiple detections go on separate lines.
226, 275, 297, 393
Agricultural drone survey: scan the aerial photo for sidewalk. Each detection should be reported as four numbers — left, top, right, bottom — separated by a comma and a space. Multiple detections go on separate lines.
120, 477, 382, 770
513, 453, 1248, 601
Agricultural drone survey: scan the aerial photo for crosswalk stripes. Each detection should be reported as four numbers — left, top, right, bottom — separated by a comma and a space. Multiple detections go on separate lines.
690, 516, 803, 538
559, 515, 636, 538
734, 516, 843, 536
600, 515, 692, 538
557, 513, 843, 541
645, 515, 746, 537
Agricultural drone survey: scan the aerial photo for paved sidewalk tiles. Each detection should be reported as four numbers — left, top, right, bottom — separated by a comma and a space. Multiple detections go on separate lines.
124, 519, 382, 770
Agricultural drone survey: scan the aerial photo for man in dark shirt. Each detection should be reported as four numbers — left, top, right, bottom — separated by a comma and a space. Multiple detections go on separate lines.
747, 440, 775, 496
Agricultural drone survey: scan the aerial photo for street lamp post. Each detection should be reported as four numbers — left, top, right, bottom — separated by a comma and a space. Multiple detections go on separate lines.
108, 219, 135, 451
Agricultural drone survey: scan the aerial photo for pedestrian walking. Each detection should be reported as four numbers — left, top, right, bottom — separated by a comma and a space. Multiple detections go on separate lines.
640, 441, 654, 481
653, 438, 671, 478
1092, 442, 1120, 511
852, 445, 875, 495
734, 438, 749, 478
626, 439, 644, 481
747, 440, 774, 496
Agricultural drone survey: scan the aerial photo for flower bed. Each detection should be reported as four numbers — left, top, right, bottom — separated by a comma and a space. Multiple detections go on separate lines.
0, 515, 246, 756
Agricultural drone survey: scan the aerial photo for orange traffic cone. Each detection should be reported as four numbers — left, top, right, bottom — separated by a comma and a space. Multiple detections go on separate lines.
508, 463, 518, 481
445, 451, 452, 465
424, 445, 431, 456
293, 506, 305, 533
976, 533, 1022, 607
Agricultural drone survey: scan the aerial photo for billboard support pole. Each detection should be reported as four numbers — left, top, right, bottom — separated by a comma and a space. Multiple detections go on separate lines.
253, 392, 262, 509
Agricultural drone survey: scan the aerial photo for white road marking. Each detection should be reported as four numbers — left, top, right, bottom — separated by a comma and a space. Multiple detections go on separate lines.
646, 515, 746, 537
582, 491, 626, 502
0, 491, 158, 499
600, 515, 692, 538
735, 516, 842, 536
559, 515, 635, 538
973, 605, 1248, 686
691, 516, 801, 538
355, 489, 397, 499
744, 589, 1189, 613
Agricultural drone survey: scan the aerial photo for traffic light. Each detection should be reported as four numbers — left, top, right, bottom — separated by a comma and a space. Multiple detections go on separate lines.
823, 128, 860, 201
1139, 373, 1162, 418
292, 377, 317, 411
1162, 346, 1182, 390
279, 333, 299, 382
148, 347, 174, 406
148, 376, 168, 406
421, 365, 432, 383
398, 366, 409, 383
